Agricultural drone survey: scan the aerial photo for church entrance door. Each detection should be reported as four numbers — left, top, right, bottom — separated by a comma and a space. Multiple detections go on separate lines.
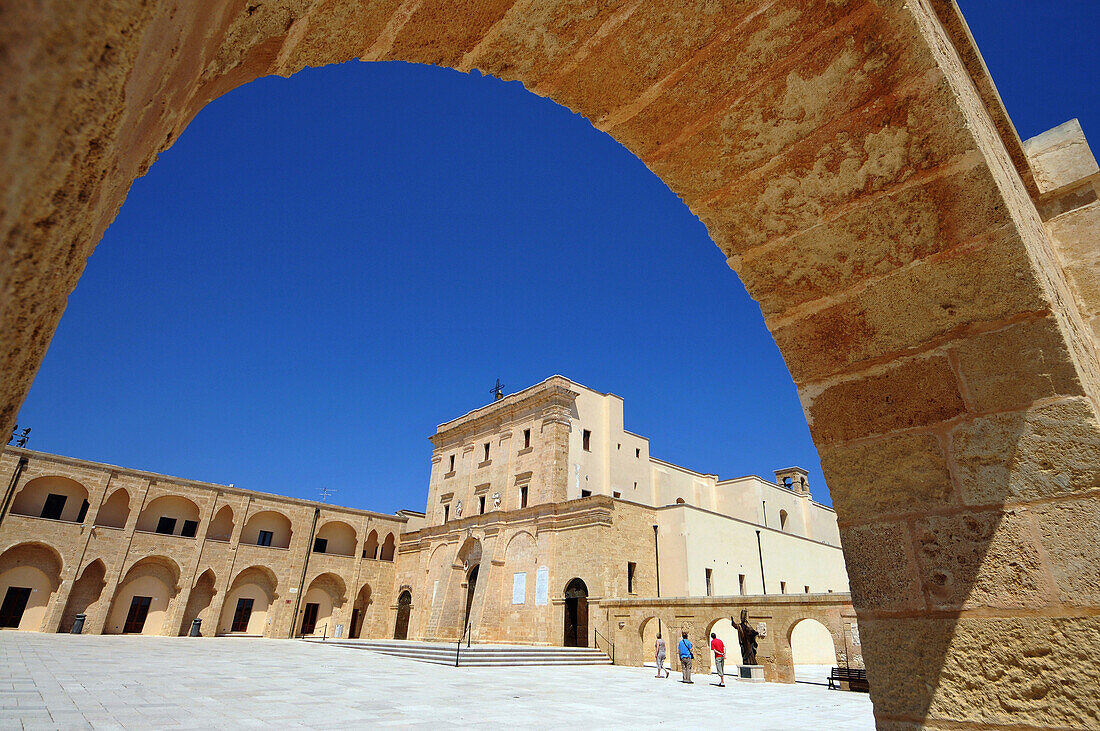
563, 578, 588, 648
393, 590, 412, 640
464, 565, 479, 631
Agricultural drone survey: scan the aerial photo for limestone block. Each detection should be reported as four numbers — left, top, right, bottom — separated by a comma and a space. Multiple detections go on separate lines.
953, 316, 1085, 413
776, 230, 1048, 383
821, 432, 955, 520
806, 356, 964, 444
1022, 119, 1099, 195
1032, 496, 1100, 606
861, 616, 1100, 728
838, 521, 923, 612
1046, 200, 1100, 317
912, 509, 1054, 611
949, 398, 1100, 505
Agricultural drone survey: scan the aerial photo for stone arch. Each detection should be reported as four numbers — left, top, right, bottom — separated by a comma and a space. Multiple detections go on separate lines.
94, 488, 130, 529
350, 582, 372, 639
379, 532, 396, 562
299, 572, 347, 637
180, 568, 218, 636
0, 542, 64, 631
314, 520, 356, 556
705, 615, 742, 674
105, 556, 181, 635
221, 565, 279, 636
241, 510, 293, 549
363, 529, 379, 559
59, 558, 107, 633
788, 617, 840, 667
135, 495, 200, 535
205, 505, 234, 542
504, 530, 537, 565
4, 4, 1100, 727
11, 476, 89, 523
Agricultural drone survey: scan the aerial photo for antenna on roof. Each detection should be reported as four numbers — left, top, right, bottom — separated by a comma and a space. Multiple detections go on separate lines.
318, 486, 336, 503
490, 378, 505, 401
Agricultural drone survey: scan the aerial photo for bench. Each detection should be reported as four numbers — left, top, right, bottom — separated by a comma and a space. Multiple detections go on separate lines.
828, 666, 869, 692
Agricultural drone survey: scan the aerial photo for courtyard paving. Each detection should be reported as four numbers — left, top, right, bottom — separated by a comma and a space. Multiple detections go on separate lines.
0, 633, 874, 729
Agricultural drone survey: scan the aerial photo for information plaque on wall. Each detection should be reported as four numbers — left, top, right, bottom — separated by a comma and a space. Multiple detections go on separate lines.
512, 572, 527, 604
535, 566, 549, 605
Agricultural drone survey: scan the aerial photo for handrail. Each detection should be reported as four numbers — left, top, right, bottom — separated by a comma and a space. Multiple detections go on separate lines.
298, 622, 327, 641
455, 623, 472, 667
593, 628, 615, 664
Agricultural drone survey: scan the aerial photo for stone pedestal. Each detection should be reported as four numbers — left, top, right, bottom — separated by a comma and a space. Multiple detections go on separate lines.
737, 665, 765, 682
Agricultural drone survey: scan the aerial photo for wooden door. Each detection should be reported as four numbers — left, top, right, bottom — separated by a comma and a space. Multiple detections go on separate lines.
123, 596, 152, 633
231, 598, 254, 633
0, 587, 31, 628
300, 602, 319, 635
393, 591, 411, 640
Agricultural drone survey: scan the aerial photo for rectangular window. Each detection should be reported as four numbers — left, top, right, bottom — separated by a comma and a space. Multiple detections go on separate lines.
636, 448, 641, 458
257, 530, 273, 547
155, 516, 176, 535
581, 489, 592, 498
738, 574, 746, 595
181, 519, 198, 538
780, 581, 787, 594
627, 562, 637, 594
40, 493, 67, 520
804, 586, 810, 594
76, 499, 90, 523
443, 504, 450, 522
484, 443, 490, 462
613, 491, 621, 498
479, 495, 486, 514
523, 429, 531, 449
633, 481, 637, 490
706, 568, 713, 597
520, 486, 528, 509
449, 454, 455, 472
582, 430, 591, 451
313, 537, 328, 554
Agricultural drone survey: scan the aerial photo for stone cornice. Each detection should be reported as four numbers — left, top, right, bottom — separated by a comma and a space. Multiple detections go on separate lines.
400, 495, 616, 544
430, 377, 578, 448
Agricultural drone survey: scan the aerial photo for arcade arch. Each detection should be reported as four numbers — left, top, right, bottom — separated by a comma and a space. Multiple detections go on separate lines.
299, 572, 346, 637
314, 520, 356, 556
789, 617, 838, 666
221, 566, 279, 636
135, 496, 201, 537
379, 533, 396, 562
0, 543, 63, 631
241, 510, 293, 549
350, 583, 372, 639
94, 489, 130, 529
11, 476, 89, 523
180, 569, 218, 636
59, 559, 107, 634
363, 530, 379, 559
106, 556, 181, 635
206, 506, 234, 542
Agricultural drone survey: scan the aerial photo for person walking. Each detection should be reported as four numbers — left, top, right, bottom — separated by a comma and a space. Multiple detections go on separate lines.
678, 630, 694, 683
655, 632, 669, 678
710, 632, 726, 687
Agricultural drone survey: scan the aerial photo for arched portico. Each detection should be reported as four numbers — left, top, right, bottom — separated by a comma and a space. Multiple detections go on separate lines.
105, 556, 181, 636
2, 3, 1099, 727
0, 543, 64, 631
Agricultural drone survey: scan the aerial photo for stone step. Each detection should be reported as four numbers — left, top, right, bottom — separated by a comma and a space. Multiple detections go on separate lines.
302, 639, 613, 666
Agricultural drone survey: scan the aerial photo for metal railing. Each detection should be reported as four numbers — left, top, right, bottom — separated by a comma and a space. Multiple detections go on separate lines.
454, 623, 472, 667
298, 622, 327, 641
593, 628, 615, 664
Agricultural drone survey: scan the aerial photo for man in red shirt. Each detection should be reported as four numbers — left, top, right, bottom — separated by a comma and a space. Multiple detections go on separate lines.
710, 633, 726, 687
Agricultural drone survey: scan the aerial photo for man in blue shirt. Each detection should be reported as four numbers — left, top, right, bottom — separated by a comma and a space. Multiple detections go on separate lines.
678, 630, 694, 683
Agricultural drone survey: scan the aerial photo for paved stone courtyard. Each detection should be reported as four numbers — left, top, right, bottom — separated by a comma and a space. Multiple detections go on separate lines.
1, 634, 874, 729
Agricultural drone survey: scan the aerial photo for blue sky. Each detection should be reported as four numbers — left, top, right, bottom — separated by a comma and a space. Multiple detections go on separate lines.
14, 2, 1097, 514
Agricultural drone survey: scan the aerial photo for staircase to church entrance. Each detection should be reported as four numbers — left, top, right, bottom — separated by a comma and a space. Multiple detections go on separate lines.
301, 639, 613, 667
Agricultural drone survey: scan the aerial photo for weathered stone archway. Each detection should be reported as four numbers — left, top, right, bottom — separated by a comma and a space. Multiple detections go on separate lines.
1, 2, 1098, 727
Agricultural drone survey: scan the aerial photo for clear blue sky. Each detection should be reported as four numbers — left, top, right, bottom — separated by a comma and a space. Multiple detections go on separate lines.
14, 2, 1097, 514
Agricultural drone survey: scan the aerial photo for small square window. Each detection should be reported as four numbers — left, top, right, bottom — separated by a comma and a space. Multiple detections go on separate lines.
582, 430, 591, 451
181, 520, 198, 538
40, 493, 67, 520
155, 516, 176, 535
580, 489, 592, 498
612, 491, 621, 499
523, 429, 531, 449
257, 530, 273, 547
313, 537, 328, 554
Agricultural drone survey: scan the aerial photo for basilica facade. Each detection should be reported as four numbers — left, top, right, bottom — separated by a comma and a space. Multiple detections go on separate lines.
0, 376, 849, 661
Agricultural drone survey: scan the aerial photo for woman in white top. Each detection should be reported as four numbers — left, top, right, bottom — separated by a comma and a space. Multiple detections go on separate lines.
655, 632, 669, 678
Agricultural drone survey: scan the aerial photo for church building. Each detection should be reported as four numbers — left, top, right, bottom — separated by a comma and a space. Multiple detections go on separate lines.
0, 376, 849, 658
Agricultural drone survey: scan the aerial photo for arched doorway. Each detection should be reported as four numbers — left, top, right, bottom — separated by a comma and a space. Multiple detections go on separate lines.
790, 618, 838, 668
350, 583, 371, 639
105, 556, 180, 635
0, 543, 64, 631
563, 578, 588, 648
463, 564, 479, 631
393, 590, 412, 641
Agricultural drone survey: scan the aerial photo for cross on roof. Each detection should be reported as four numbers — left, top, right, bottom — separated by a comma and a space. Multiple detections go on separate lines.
490, 379, 505, 401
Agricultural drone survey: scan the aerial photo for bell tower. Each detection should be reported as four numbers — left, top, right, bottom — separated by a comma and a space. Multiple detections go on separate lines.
774, 466, 810, 497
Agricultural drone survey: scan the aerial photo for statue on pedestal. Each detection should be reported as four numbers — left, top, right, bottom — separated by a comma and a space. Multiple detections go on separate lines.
734, 609, 759, 665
